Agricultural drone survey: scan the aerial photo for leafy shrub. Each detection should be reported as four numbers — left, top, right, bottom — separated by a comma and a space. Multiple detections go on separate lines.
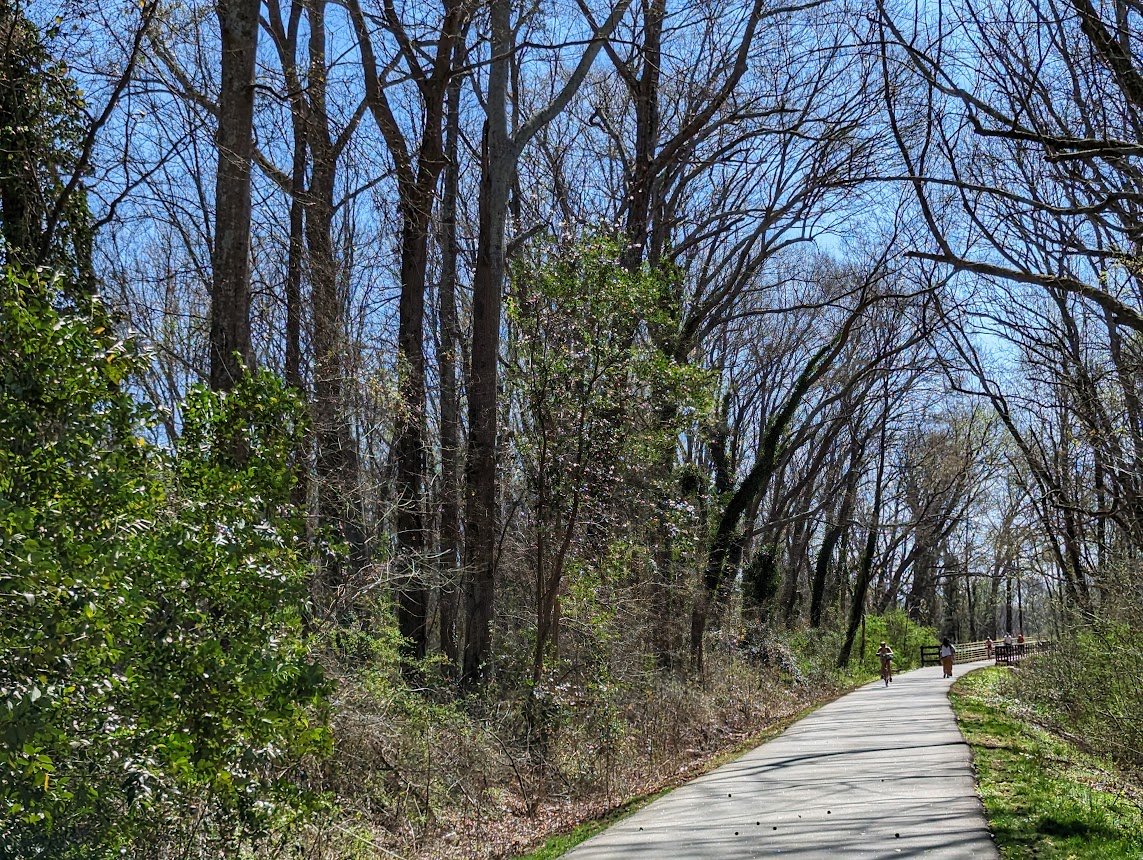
0, 270, 328, 858
505, 234, 712, 683
1017, 616, 1143, 773
860, 609, 939, 675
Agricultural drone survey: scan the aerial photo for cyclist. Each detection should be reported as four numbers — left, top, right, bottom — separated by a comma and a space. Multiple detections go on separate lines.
877, 641, 894, 686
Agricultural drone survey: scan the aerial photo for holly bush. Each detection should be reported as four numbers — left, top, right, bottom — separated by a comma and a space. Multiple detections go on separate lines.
0, 269, 328, 858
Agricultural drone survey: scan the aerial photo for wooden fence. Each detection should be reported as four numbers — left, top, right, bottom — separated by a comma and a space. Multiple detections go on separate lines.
994, 639, 1052, 665
919, 638, 1051, 667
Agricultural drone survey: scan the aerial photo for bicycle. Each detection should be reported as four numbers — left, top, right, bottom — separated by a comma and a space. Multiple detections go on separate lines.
880, 656, 893, 686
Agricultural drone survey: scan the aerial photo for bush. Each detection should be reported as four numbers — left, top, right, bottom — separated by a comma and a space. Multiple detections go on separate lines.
859, 609, 939, 675
753, 610, 938, 684
0, 270, 328, 858
1017, 616, 1143, 773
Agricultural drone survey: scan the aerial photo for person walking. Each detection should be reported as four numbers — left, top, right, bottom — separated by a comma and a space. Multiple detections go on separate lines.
939, 638, 956, 678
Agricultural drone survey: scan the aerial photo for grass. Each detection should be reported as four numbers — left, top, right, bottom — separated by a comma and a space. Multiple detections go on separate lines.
951, 667, 1143, 858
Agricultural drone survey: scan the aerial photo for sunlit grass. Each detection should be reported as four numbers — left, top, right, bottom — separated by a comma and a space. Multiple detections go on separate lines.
951, 667, 1143, 858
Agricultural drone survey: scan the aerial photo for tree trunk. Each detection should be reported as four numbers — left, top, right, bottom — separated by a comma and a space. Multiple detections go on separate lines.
349, 0, 466, 661
461, 0, 512, 686
392, 184, 431, 659
839, 394, 889, 667
285, 126, 305, 390
209, 0, 259, 390
305, 0, 363, 584
437, 58, 464, 667
620, 0, 665, 271
262, 0, 308, 507
812, 445, 863, 627
459, 0, 628, 685
1004, 569, 1013, 634
0, 7, 42, 267
941, 546, 961, 640
965, 541, 977, 639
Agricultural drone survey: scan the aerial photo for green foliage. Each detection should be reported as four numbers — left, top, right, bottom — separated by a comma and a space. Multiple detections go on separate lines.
507, 233, 711, 504
505, 233, 712, 680
758, 611, 937, 686
1016, 612, 1143, 773
0, 4, 93, 278
742, 546, 781, 613
952, 668, 1143, 858
856, 609, 939, 675
0, 270, 327, 858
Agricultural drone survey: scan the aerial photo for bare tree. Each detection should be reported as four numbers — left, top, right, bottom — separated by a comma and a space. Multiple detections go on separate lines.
436, 32, 468, 665
878, 0, 1143, 333
461, 0, 633, 685
692, 257, 921, 671
346, 0, 470, 660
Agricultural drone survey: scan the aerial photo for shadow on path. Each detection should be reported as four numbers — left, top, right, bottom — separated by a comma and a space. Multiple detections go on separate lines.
565, 660, 998, 859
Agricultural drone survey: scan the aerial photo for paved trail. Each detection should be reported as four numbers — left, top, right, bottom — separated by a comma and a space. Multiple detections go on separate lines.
565, 660, 998, 859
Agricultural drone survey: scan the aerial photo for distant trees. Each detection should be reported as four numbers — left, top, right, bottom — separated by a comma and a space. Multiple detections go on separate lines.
695, 260, 899, 670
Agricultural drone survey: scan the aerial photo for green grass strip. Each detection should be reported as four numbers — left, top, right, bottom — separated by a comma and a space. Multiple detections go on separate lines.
951, 667, 1143, 858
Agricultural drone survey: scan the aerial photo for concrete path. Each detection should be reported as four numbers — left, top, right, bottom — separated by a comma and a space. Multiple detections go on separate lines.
565, 660, 997, 859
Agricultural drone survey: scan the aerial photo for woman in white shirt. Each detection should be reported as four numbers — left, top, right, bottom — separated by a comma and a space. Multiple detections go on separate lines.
939, 638, 956, 678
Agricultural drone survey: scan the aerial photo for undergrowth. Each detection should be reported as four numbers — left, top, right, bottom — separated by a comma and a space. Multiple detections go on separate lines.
294, 613, 897, 860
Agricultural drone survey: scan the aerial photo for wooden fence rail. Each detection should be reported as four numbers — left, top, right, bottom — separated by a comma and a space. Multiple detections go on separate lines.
919, 639, 1051, 668
994, 640, 1052, 665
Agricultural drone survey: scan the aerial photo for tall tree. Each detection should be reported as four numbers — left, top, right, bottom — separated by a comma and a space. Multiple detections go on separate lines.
838, 379, 891, 667
436, 37, 466, 665
462, 0, 633, 684
262, 0, 307, 391
209, 0, 260, 390
304, 0, 367, 583
349, 0, 469, 660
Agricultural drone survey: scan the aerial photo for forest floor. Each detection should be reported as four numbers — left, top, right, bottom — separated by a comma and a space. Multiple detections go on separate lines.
950, 667, 1143, 858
